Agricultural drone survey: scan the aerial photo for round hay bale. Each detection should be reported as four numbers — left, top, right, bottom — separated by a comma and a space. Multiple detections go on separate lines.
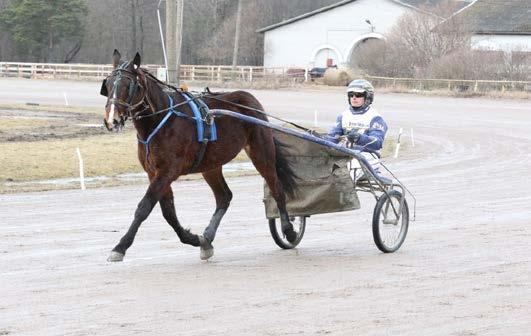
323, 68, 344, 86
323, 68, 365, 86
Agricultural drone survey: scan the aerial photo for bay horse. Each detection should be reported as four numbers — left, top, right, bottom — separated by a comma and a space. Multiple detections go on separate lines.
101, 50, 298, 262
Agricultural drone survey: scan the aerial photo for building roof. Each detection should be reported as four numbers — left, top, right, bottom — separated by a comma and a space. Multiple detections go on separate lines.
257, 0, 471, 33
447, 0, 531, 34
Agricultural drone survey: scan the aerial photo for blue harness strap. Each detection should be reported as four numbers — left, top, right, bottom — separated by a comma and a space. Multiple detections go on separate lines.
182, 93, 217, 142
137, 94, 218, 157
137, 95, 190, 155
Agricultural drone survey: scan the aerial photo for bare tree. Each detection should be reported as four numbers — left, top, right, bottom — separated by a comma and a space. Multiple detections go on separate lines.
354, 2, 471, 77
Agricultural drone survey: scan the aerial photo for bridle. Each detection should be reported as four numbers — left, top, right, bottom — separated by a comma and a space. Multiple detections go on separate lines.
103, 63, 147, 130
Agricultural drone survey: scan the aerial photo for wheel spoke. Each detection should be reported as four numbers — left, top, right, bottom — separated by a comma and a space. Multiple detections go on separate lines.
373, 190, 409, 253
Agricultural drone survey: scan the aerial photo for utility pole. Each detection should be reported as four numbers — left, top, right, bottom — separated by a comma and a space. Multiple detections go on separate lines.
231, 0, 242, 72
166, 0, 183, 85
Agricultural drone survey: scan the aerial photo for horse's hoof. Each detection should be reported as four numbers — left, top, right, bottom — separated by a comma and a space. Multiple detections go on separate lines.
199, 235, 214, 260
285, 230, 298, 243
200, 247, 214, 260
107, 251, 125, 262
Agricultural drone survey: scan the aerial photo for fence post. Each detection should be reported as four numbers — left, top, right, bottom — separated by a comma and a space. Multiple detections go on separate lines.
474, 80, 478, 92
249, 67, 253, 82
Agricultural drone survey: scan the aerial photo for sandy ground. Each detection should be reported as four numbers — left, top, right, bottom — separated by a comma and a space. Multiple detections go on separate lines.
0, 109, 104, 142
1, 80, 531, 335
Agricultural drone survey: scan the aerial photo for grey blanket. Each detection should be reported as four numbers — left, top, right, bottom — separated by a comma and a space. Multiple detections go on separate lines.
264, 130, 360, 219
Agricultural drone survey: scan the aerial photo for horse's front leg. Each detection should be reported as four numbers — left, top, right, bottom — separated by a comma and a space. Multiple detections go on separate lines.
108, 176, 173, 262
159, 188, 202, 247
199, 168, 233, 260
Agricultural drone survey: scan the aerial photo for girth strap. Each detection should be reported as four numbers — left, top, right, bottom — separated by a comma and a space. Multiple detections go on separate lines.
182, 92, 217, 173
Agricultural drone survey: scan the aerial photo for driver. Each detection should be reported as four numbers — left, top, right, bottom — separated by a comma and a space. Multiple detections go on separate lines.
326, 79, 388, 180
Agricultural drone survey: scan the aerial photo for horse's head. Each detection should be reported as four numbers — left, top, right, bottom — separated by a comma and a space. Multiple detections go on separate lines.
100, 49, 145, 132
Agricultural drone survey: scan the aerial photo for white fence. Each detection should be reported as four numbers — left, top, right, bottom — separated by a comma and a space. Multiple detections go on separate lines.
0, 62, 529, 92
0, 62, 294, 82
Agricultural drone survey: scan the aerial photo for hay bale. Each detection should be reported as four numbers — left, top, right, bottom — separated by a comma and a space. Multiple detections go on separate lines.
323, 68, 364, 86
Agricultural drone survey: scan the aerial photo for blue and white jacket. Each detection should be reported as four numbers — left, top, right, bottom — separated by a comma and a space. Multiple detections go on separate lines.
326, 105, 388, 151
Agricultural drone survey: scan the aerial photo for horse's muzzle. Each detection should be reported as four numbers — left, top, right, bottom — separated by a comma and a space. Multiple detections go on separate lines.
103, 116, 125, 132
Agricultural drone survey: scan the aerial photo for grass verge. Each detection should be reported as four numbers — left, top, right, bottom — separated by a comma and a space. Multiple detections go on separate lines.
0, 103, 101, 115
0, 129, 252, 194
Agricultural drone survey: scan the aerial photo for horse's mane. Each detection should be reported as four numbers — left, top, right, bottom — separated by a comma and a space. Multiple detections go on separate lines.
140, 68, 180, 93
202, 87, 229, 96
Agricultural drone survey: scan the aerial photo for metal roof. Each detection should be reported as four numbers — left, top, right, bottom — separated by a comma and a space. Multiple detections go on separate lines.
257, 0, 471, 33
446, 0, 531, 34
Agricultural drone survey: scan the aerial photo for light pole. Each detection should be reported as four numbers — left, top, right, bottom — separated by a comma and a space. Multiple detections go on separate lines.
156, 0, 168, 81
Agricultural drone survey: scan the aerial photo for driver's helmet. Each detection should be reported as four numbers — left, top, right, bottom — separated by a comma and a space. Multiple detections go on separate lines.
346, 79, 374, 109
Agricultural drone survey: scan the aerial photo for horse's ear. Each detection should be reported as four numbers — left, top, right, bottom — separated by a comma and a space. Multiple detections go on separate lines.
133, 52, 141, 70
112, 49, 121, 69
100, 79, 108, 97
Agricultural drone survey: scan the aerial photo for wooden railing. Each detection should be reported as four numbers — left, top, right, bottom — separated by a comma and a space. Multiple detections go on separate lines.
0, 62, 294, 82
366, 75, 531, 93
0, 62, 119, 79
0, 62, 528, 92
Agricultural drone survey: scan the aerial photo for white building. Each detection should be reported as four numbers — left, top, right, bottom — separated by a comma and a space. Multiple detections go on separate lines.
257, 0, 471, 69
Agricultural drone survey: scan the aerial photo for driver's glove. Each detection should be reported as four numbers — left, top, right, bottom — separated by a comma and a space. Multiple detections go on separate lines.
347, 130, 361, 144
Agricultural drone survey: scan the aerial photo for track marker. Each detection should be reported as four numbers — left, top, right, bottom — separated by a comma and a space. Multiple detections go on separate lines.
394, 128, 403, 158
76, 148, 86, 190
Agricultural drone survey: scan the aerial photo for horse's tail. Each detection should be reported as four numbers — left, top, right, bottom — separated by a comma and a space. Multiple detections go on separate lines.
274, 138, 298, 199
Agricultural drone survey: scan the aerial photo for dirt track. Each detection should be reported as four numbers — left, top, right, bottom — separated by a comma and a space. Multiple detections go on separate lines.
1, 84, 530, 335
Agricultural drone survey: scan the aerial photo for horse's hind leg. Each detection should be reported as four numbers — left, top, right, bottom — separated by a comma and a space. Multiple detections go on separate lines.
159, 187, 202, 247
246, 141, 298, 243
199, 167, 233, 260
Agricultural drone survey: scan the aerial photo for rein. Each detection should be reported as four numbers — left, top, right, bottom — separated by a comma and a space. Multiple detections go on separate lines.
132, 98, 191, 120
130, 86, 314, 135
203, 94, 314, 133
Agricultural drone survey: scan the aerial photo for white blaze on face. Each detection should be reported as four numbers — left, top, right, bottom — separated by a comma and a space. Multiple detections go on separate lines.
107, 103, 115, 125
107, 78, 119, 125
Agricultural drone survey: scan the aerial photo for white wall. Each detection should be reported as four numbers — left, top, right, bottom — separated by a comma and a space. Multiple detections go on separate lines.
471, 34, 531, 53
263, 0, 410, 69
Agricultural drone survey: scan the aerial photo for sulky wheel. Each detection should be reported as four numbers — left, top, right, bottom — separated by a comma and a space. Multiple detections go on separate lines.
372, 190, 409, 253
269, 216, 306, 249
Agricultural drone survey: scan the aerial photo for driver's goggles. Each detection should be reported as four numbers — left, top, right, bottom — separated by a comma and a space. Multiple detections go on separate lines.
348, 92, 365, 98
